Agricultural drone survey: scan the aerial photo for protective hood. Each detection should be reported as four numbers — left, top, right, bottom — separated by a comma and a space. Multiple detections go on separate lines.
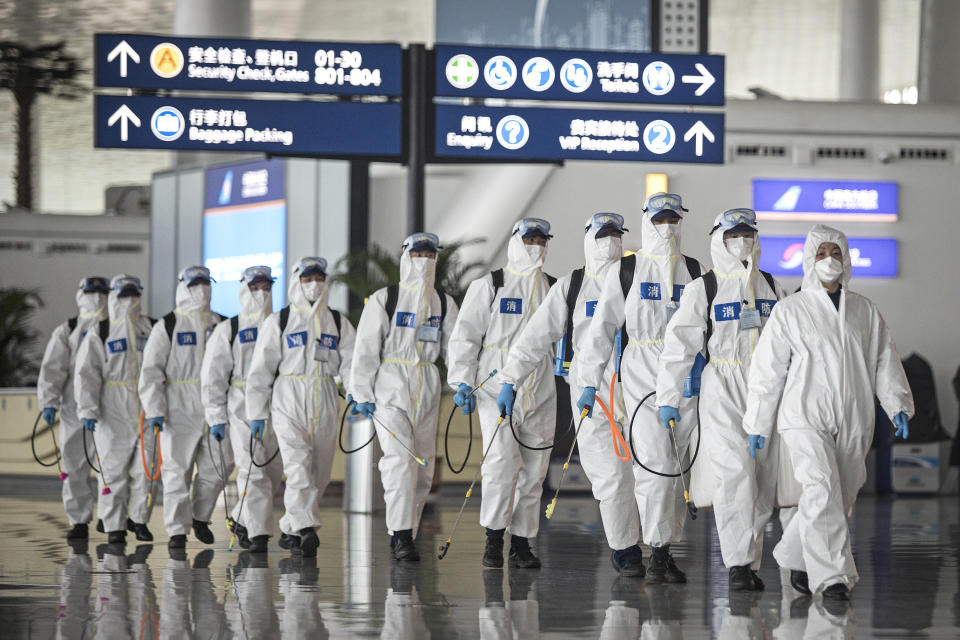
399, 249, 437, 290
288, 271, 329, 311
107, 289, 141, 323
175, 279, 211, 313
711, 227, 758, 274
801, 224, 852, 291
584, 227, 623, 274
506, 232, 546, 273
239, 281, 273, 319
76, 289, 107, 320
640, 208, 682, 258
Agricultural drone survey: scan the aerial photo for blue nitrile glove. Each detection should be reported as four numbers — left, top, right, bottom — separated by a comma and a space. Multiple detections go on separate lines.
346, 393, 354, 408
353, 402, 376, 418
577, 386, 596, 418
250, 419, 266, 440
659, 406, 681, 429
748, 435, 766, 458
210, 424, 226, 441
454, 383, 477, 415
148, 417, 164, 432
42, 407, 57, 425
497, 383, 515, 416
893, 412, 909, 440
82, 418, 97, 432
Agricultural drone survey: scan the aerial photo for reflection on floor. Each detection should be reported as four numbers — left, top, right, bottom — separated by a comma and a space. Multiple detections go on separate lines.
0, 485, 957, 638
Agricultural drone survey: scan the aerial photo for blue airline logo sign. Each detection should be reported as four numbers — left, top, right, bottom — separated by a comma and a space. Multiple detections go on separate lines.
759, 236, 899, 278
753, 179, 899, 222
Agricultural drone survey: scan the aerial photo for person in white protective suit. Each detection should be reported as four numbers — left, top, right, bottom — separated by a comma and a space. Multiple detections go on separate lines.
350, 232, 459, 562
37, 276, 109, 540
744, 224, 913, 602
139, 265, 229, 549
201, 266, 281, 554
499, 213, 645, 576
655, 208, 788, 591
576, 193, 707, 583
245, 257, 356, 558
447, 217, 556, 569
74, 275, 159, 544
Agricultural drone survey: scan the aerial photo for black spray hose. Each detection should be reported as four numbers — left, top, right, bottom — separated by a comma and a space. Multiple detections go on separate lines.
82, 428, 102, 474
508, 414, 556, 451
443, 404, 473, 474
249, 432, 280, 468
628, 391, 701, 477
31, 412, 61, 467
338, 397, 376, 455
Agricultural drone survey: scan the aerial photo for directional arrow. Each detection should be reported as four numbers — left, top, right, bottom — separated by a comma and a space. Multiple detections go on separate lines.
681, 63, 715, 96
107, 40, 140, 78
683, 120, 715, 157
107, 105, 141, 142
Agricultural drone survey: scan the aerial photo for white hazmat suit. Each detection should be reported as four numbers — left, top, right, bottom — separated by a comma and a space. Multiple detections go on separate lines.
744, 224, 914, 594
138, 276, 228, 538
350, 249, 459, 537
201, 282, 280, 540
245, 267, 356, 537
75, 283, 158, 533
502, 224, 637, 551
37, 285, 107, 527
447, 232, 556, 539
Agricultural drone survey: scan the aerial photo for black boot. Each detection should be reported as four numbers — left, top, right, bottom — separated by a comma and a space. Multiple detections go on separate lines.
822, 583, 850, 601
392, 529, 420, 562
482, 529, 505, 568
168, 534, 187, 549
279, 532, 300, 551
790, 569, 812, 595
107, 530, 127, 544
67, 523, 89, 540
127, 519, 154, 542
610, 545, 645, 578
192, 519, 214, 544
508, 536, 541, 569
249, 535, 269, 554
647, 545, 686, 584
729, 565, 764, 591
299, 528, 319, 558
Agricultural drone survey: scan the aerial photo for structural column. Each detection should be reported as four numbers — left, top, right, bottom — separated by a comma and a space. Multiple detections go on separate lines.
917, 0, 960, 103
838, 0, 880, 101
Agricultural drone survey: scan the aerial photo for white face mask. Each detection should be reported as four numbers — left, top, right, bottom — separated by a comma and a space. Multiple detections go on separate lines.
725, 236, 755, 262
815, 256, 844, 283
114, 296, 140, 318
190, 284, 211, 307
79, 293, 106, 315
250, 289, 270, 309
524, 244, 546, 264
594, 236, 622, 262
655, 223, 679, 239
301, 281, 325, 304
410, 256, 435, 281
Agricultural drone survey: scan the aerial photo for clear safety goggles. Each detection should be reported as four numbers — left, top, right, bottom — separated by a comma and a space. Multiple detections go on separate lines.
512, 217, 553, 239
79, 276, 110, 294
643, 192, 688, 219
111, 275, 143, 297
585, 212, 628, 237
294, 256, 327, 278
401, 232, 441, 253
180, 265, 214, 286
241, 265, 275, 285
711, 208, 758, 234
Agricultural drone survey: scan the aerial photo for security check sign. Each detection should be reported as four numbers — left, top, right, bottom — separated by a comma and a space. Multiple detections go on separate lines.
435, 44, 724, 106
95, 34, 403, 96
436, 105, 723, 164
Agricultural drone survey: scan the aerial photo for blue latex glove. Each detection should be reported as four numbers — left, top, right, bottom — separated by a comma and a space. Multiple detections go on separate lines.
497, 383, 515, 416
42, 407, 57, 426
893, 412, 909, 440
210, 424, 226, 441
250, 419, 266, 440
577, 386, 596, 418
346, 393, 354, 407
659, 406, 681, 430
748, 435, 765, 458
82, 418, 97, 432
454, 383, 477, 415
148, 417, 164, 432
354, 402, 376, 418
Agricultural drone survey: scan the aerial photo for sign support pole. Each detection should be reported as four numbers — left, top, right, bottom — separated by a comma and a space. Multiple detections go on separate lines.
405, 43, 427, 235
349, 159, 370, 314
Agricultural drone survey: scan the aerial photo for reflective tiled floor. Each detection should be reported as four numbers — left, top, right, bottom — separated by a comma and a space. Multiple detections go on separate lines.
1, 481, 958, 638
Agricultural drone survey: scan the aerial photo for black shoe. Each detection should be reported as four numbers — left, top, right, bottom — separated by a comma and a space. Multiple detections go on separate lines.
107, 530, 126, 544
821, 583, 850, 601
611, 545, 645, 578
168, 534, 187, 549
482, 529, 505, 568
96, 519, 105, 533
483, 569, 504, 604
647, 545, 686, 584
790, 569, 812, 595
67, 523, 89, 540
127, 520, 153, 542
193, 549, 214, 569
729, 565, 764, 591
299, 528, 319, 558
249, 535, 269, 554
192, 519, 214, 544
228, 519, 251, 549
279, 532, 301, 551
508, 536, 541, 569
392, 529, 420, 562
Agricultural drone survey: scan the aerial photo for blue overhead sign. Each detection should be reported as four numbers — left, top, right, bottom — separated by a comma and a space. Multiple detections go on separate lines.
435, 105, 723, 163
759, 236, 899, 278
753, 179, 899, 222
435, 44, 724, 106
95, 94, 401, 157
94, 33, 403, 96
